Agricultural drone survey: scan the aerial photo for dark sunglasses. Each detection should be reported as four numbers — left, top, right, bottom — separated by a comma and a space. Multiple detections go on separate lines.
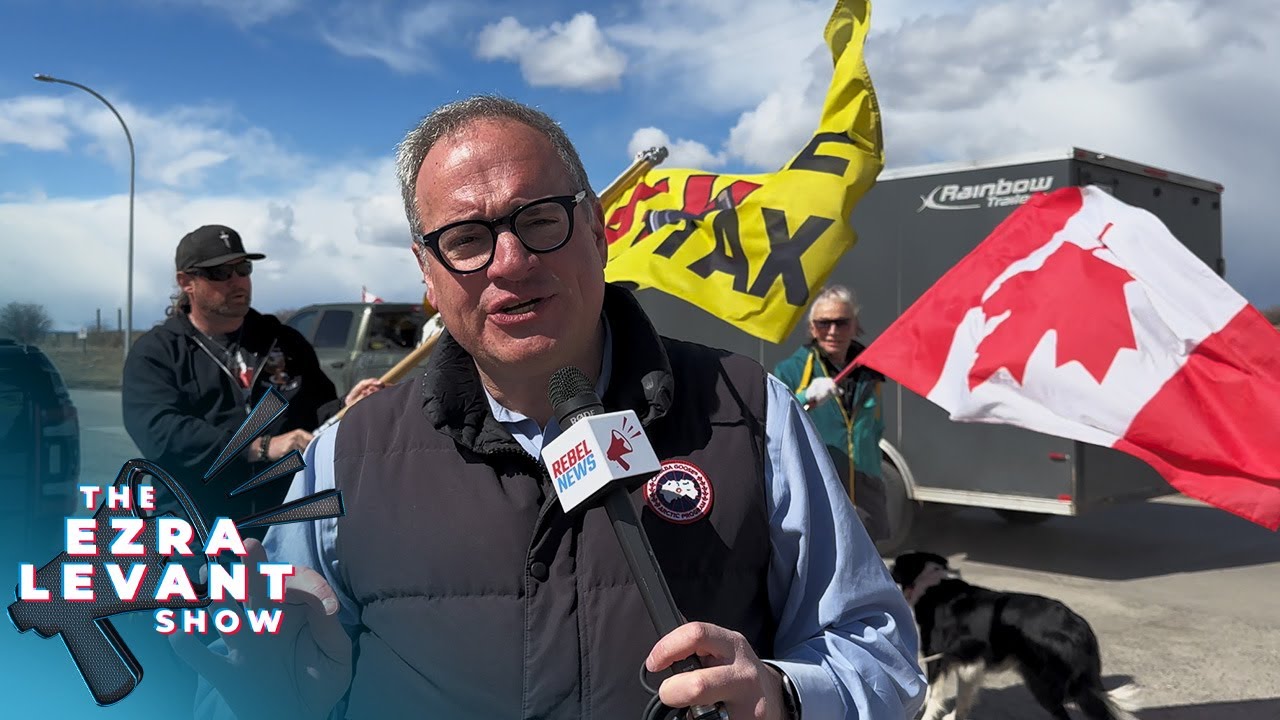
187, 261, 253, 281
813, 318, 851, 330
416, 191, 586, 275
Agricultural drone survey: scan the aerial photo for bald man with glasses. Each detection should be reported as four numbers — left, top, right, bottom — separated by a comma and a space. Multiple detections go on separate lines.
181, 99, 923, 720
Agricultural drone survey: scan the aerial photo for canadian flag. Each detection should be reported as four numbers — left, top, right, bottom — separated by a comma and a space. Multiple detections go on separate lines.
857, 186, 1280, 530
361, 286, 384, 304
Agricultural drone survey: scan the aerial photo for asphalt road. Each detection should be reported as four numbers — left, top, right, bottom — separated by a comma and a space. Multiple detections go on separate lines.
74, 388, 141, 492
902, 501, 1280, 719
24, 390, 1280, 718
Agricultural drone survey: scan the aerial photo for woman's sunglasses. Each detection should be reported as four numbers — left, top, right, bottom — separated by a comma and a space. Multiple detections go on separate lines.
187, 261, 253, 281
812, 318, 851, 330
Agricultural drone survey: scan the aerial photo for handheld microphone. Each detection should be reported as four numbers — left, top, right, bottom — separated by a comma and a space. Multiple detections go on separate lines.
544, 367, 726, 720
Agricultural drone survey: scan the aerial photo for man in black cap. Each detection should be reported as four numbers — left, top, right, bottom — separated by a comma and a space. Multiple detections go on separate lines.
122, 224, 382, 536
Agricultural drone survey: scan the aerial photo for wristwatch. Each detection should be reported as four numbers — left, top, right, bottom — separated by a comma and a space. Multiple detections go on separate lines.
764, 662, 802, 720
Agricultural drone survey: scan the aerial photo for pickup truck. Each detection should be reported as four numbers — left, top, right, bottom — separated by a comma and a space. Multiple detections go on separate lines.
284, 302, 438, 397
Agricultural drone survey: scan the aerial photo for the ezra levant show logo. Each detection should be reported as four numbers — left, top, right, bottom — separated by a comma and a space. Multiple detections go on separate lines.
6, 389, 344, 707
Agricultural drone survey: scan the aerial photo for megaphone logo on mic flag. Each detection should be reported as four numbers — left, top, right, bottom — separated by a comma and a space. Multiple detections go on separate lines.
608, 430, 633, 470
606, 418, 642, 471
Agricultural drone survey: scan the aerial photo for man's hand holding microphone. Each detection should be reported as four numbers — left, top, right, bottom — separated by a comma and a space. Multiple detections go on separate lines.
544, 367, 797, 720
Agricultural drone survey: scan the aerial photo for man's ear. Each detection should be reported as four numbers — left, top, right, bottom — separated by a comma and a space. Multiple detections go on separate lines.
588, 195, 608, 268
411, 243, 436, 306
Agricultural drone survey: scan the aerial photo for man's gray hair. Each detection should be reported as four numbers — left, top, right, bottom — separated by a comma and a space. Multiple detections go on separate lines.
394, 95, 594, 236
808, 284, 861, 325
166, 289, 190, 318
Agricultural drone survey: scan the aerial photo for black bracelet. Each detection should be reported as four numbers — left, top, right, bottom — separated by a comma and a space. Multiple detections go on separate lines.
764, 662, 802, 720
257, 434, 271, 461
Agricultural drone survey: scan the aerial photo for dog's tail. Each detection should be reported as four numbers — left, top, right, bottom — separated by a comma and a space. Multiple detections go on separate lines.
1078, 682, 1142, 720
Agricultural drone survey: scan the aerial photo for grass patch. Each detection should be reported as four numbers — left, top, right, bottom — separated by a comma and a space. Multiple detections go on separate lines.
44, 346, 124, 390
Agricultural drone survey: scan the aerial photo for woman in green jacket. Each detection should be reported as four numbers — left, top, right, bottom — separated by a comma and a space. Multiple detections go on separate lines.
774, 284, 889, 541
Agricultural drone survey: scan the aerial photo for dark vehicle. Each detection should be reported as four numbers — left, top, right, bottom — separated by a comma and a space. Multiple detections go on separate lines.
285, 302, 435, 397
0, 339, 81, 557
631, 148, 1225, 551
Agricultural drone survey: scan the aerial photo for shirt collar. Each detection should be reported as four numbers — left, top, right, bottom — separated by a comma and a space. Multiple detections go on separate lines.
483, 315, 613, 451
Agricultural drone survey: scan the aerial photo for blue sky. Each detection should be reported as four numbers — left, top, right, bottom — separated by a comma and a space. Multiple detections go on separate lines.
2, 0, 1278, 333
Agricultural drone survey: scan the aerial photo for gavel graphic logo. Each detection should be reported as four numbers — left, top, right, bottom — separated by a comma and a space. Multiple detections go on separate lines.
7, 459, 214, 705
7, 389, 346, 706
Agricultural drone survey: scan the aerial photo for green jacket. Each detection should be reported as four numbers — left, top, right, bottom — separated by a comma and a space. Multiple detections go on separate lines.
774, 341, 885, 481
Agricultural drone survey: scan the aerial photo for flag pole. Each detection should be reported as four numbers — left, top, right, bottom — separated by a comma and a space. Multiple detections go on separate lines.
315, 327, 443, 433
316, 146, 671, 434
600, 146, 668, 207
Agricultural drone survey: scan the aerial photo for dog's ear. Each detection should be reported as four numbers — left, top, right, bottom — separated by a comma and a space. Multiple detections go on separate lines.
890, 553, 925, 586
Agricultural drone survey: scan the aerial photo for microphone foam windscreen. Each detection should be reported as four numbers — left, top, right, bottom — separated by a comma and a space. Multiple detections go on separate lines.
548, 366, 592, 409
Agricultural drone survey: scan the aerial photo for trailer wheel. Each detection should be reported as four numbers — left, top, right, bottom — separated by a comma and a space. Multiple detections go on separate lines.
994, 509, 1051, 525
875, 459, 915, 556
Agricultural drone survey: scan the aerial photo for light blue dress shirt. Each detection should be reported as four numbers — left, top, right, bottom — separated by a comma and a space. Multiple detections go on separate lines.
206, 325, 926, 719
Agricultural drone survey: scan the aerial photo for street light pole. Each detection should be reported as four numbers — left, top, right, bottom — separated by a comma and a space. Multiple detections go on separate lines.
33, 73, 136, 361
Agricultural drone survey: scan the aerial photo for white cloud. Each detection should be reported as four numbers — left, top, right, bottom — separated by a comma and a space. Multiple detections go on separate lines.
620, 34, 830, 173
0, 164, 425, 331
0, 94, 309, 190
863, 0, 1280, 314
626, 128, 723, 170
476, 13, 627, 90
6, 0, 1280, 323
0, 97, 74, 151
197, 0, 300, 26
0, 95, 421, 330
614, 0, 1280, 310
607, 0, 832, 112
724, 43, 831, 170
319, 1, 464, 73
143, 0, 302, 27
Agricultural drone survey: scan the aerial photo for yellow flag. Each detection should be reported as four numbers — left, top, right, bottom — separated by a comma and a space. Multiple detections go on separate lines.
603, 0, 883, 343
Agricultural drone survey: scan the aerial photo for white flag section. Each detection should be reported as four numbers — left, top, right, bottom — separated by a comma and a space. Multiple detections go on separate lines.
361, 286, 384, 304
859, 186, 1280, 530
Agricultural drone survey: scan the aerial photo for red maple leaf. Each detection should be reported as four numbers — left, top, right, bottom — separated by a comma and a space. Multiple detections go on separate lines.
969, 240, 1138, 390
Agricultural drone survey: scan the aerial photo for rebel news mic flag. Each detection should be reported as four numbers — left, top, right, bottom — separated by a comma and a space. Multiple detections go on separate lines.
855, 185, 1280, 530
542, 367, 725, 720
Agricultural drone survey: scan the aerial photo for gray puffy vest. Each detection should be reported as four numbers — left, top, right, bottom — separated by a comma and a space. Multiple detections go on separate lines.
333, 285, 773, 719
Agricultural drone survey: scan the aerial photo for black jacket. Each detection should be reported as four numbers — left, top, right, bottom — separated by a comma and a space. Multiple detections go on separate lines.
122, 309, 340, 533
332, 284, 774, 718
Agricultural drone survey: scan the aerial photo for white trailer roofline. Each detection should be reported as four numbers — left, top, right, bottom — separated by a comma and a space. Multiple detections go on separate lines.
879, 146, 1224, 195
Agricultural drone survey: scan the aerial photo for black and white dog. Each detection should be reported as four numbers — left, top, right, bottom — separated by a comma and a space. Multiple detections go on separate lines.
891, 552, 1140, 720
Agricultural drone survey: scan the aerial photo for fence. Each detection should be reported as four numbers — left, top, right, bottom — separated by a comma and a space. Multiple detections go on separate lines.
42, 330, 128, 349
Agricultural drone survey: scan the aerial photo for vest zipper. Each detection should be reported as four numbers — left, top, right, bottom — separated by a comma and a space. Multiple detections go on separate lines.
501, 444, 563, 720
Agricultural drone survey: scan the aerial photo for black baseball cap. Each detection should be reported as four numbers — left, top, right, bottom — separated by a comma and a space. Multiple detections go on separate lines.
175, 225, 266, 271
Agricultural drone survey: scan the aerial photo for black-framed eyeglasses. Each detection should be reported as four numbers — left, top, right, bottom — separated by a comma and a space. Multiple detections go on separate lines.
416, 191, 587, 274
187, 261, 253, 281
813, 318, 851, 330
